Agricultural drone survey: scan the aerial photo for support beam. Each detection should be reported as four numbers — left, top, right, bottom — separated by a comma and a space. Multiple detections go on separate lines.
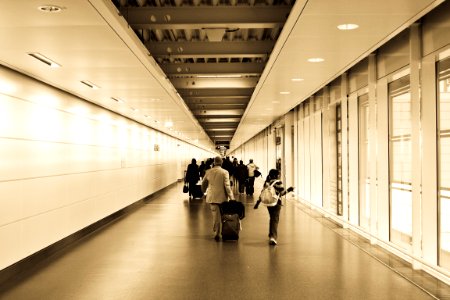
120, 6, 292, 29
192, 109, 245, 116
170, 77, 258, 88
162, 62, 265, 75
147, 40, 275, 56
178, 88, 254, 97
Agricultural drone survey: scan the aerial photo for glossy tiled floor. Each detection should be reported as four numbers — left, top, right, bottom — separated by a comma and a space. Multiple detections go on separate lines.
0, 181, 448, 300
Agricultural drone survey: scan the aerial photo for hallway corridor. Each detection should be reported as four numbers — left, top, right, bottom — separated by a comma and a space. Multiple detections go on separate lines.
0, 182, 446, 300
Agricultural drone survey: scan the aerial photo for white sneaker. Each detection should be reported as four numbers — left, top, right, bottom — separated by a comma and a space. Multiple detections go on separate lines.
269, 237, 277, 245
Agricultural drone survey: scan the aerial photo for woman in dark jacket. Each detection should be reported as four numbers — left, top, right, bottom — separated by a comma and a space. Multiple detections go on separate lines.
185, 158, 200, 199
254, 169, 293, 245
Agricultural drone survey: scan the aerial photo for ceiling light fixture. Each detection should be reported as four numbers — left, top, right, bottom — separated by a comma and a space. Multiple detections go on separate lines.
81, 80, 99, 89
308, 58, 324, 63
337, 23, 359, 30
111, 97, 124, 103
38, 5, 64, 13
28, 53, 60, 68
202, 27, 239, 42
280, 91, 290, 95
291, 78, 304, 82
164, 121, 173, 128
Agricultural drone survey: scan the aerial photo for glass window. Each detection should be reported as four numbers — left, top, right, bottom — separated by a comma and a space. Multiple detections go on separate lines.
358, 94, 370, 229
388, 76, 412, 249
438, 58, 450, 270
337, 104, 343, 216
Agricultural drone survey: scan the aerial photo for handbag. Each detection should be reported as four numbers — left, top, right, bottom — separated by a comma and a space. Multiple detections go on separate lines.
254, 169, 261, 178
183, 182, 189, 193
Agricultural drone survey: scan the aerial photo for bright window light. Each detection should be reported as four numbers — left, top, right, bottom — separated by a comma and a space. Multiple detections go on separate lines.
0, 80, 16, 94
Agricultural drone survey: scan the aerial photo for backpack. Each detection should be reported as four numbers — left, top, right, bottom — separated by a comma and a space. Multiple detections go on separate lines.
259, 180, 280, 207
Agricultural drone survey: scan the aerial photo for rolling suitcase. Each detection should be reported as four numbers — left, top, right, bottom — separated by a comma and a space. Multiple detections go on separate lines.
220, 200, 245, 241
191, 184, 203, 199
221, 213, 240, 241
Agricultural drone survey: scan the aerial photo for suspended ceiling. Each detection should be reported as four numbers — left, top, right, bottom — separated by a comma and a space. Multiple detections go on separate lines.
0, 0, 445, 153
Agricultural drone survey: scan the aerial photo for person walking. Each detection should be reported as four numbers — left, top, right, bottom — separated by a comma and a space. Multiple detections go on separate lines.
235, 160, 248, 194
254, 169, 294, 245
185, 158, 200, 199
201, 156, 235, 241
246, 159, 259, 195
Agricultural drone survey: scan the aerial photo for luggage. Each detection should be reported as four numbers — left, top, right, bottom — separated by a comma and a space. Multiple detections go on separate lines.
259, 180, 281, 206
220, 200, 245, 241
220, 200, 245, 219
221, 213, 240, 241
191, 184, 204, 199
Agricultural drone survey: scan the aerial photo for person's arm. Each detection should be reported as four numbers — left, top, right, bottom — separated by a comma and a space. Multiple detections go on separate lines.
223, 171, 234, 200
201, 173, 209, 193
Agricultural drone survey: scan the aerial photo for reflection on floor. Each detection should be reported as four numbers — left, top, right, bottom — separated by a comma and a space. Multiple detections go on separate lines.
0, 181, 448, 300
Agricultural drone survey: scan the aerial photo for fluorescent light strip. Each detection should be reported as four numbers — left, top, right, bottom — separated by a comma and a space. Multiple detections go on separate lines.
337, 24, 359, 30
111, 97, 124, 103
308, 57, 324, 63
81, 80, 99, 89
28, 53, 60, 68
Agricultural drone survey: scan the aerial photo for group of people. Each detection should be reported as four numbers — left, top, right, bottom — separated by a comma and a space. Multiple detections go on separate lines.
184, 156, 259, 198
186, 155, 293, 246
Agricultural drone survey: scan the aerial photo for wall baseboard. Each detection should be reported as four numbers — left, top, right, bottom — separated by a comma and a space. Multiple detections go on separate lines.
0, 181, 177, 289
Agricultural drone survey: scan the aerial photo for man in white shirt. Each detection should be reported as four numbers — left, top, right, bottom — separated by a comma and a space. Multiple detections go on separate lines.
246, 159, 258, 196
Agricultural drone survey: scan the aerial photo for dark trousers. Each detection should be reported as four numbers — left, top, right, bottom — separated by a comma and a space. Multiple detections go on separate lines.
238, 179, 246, 193
188, 180, 197, 197
246, 176, 255, 195
267, 204, 281, 239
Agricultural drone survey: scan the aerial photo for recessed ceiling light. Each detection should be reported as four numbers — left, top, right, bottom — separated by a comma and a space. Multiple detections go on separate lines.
28, 53, 60, 68
337, 24, 359, 30
280, 91, 290, 95
38, 5, 64, 13
164, 121, 173, 128
308, 58, 324, 63
291, 78, 304, 82
272, 100, 280, 104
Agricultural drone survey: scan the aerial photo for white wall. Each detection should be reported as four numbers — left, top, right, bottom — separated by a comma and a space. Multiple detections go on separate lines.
0, 65, 212, 271
228, 3, 450, 284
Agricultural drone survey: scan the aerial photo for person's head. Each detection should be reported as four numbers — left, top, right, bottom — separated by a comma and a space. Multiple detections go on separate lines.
191, 158, 196, 164
239, 160, 243, 165
214, 156, 223, 166
268, 169, 279, 180
249, 159, 253, 163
